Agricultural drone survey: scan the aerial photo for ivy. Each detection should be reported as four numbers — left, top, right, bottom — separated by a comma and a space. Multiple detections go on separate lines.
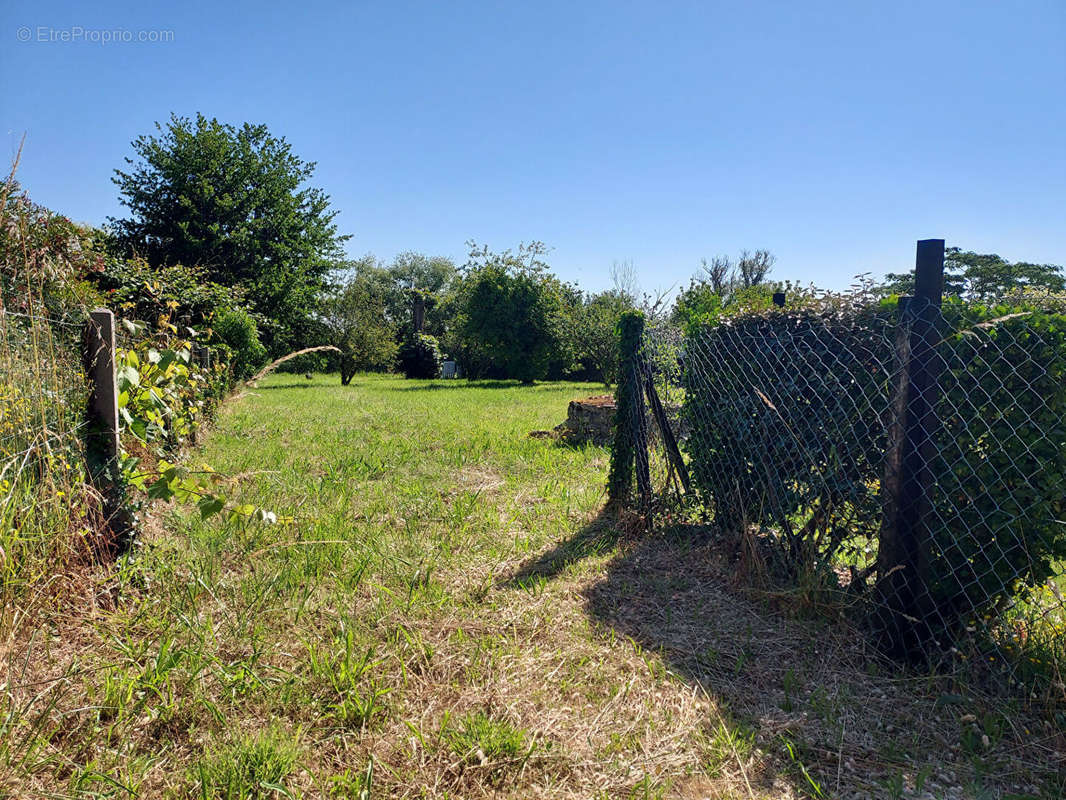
607, 310, 644, 504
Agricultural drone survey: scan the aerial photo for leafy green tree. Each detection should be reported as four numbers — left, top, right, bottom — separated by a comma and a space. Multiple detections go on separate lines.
575, 290, 636, 386
319, 266, 398, 385
672, 279, 724, 331
387, 252, 456, 337
110, 113, 349, 355
881, 247, 1064, 298
448, 242, 569, 383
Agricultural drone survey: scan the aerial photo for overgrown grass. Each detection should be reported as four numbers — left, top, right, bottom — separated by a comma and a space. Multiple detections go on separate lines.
3, 374, 1064, 798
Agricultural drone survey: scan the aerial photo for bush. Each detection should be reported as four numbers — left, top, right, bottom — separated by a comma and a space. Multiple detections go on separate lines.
90, 255, 245, 331
921, 301, 1066, 630
211, 308, 267, 381
683, 304, 893, 572
681, 295, 1066, 645
398, 334, 442, 379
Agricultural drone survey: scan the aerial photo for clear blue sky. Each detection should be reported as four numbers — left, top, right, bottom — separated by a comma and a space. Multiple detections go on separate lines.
2, 0, 1063, 294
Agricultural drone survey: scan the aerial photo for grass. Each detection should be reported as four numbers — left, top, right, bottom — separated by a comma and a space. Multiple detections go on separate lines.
3, 373, 1065, 798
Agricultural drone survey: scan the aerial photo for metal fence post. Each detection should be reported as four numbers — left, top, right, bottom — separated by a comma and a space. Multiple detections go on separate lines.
875, 239, 945, 658
83, 308, 134, 551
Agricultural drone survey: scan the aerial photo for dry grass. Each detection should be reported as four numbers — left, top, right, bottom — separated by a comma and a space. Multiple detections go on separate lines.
3, 374, 1064, 798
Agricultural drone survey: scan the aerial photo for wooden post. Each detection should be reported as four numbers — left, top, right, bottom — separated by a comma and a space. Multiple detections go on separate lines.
84, 309, 120, 467
194, 343, 211, 370
83, 308, 134, 552
643, 365, 690, 495
875, 239, 945, 658
634, 355, 652, 510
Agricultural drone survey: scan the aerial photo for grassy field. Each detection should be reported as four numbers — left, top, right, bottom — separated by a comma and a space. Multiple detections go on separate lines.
3, 374, 1064, 798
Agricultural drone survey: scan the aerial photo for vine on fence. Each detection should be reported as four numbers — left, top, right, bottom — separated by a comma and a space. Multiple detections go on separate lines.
607, 310, 644, 504
116, 317, 285, 525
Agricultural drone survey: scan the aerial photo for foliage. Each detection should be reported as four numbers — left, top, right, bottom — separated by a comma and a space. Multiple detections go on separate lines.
573, 290, 635, 386
89, 254, 245, 332
387, 251, 456, 337
672, 251, 779, 333
921, 300, 1066, 630
319, 268, 398, 384
0, 181, 108, 612
0, 182, 101, 316
109, 113, 348, 355
881, 247, 1064, 298
607, 311, 645, 503
683, 303, 893, 571
116, 320, 280, 525
448, 242, 571, 383
678, 292, 1066, 649
398, 333, 442, 379
209, 308, 267, 382
672, 279, 724, 332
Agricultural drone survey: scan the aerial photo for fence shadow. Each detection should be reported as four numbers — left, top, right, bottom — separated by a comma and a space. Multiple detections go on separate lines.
500, 511, 622, 587
503, 515, 1061, 797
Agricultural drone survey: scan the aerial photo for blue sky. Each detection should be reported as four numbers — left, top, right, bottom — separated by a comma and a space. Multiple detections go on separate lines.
2, 0, 1063, 295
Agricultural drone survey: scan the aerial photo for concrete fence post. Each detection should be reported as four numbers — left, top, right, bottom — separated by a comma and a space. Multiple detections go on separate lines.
83, 308, 134, 551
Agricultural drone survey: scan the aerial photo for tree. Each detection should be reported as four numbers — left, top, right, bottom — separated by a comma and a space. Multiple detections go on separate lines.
576, 290, 635, 386
386, 252, 456, 337
448, 242, 569, 383
319, 265, 397, 385
736, 249, 775, 288
699, 255, 732, 296
673, 249, 777, 328
880, 247, 1064, 298
110, 113, 349, 356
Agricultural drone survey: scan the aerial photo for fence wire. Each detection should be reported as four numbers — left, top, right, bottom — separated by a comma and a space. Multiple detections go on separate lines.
623, 300, 1066, 693
0, 300, 96, 604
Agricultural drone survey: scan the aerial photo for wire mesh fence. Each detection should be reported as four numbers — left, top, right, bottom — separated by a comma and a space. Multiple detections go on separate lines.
0, 301, 102, 617
611, 256, 1066, 696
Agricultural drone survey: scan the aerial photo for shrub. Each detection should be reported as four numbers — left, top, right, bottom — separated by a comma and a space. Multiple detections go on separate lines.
920, 301, 1066, 632
398, 333, 442, 379
683, 303, 893, 574
211, 308, 267, 381
681, 295, 1066, 645
89, 255, 244, 330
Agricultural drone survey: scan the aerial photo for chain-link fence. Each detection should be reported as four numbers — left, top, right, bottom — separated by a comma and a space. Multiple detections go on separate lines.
609, 246, 1066, 696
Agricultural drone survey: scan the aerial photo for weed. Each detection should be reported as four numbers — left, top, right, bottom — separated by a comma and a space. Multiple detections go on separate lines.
192, 725, 302, 800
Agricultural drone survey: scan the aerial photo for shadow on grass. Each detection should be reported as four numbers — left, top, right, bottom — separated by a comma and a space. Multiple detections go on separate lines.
500, 511, 623, 587
255, 382, 324, 390
395, 379, 534, 391
503, 514, 1064, 798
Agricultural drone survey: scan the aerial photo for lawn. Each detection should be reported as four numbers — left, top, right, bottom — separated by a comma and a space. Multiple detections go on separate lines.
2, 374, 1063, 798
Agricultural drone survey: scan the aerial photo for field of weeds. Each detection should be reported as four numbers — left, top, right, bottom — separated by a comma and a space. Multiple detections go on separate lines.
3, 374, 1064, 798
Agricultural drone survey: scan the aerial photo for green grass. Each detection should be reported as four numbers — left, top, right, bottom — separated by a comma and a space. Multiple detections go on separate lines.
5, 373, 1064, 798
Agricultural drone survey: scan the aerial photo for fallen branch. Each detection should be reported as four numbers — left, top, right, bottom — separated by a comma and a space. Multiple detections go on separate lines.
246, 345, 340, 385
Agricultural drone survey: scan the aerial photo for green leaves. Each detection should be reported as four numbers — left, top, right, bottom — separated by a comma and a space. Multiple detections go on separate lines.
115, 334, 283, 526
110, 113, 349, 356
449, 242, 571, 383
